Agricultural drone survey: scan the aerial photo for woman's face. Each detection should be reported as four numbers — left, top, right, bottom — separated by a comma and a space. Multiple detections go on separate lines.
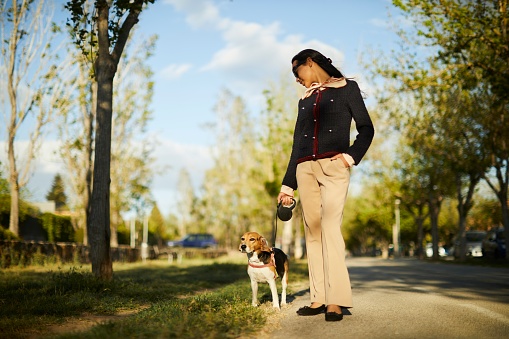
292, 59, 313, 88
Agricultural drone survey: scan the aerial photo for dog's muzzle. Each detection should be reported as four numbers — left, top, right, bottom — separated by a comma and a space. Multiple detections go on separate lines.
239, 244, 249, 253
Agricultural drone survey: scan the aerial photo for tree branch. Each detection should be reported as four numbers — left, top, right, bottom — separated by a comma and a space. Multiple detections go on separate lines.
110, 2, 143, 64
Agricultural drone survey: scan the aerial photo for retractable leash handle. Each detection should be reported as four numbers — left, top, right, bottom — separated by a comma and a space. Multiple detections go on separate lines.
273, 198, 296, 248
277, 198, 296, 222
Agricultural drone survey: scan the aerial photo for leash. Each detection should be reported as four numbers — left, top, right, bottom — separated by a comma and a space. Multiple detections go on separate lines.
273, 204, 278, 247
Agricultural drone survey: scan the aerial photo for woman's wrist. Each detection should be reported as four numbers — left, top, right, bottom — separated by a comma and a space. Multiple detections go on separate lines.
280, 185, 294, 197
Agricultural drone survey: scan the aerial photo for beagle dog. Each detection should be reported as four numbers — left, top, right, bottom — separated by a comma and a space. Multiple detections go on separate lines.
239, 231, 289, 309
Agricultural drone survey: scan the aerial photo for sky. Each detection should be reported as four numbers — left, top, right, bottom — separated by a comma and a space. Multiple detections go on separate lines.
3, 0, 404, 216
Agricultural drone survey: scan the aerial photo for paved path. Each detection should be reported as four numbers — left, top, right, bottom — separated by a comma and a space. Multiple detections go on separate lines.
254, 257, 509, 339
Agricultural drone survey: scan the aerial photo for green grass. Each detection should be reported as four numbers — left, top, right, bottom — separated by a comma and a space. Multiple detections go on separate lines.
0, 255, 309, 338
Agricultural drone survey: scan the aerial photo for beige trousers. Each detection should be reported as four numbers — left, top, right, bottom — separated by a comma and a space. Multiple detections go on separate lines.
296, 158, 353, 307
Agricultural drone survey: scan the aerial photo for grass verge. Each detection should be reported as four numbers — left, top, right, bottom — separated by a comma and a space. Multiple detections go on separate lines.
0, 254, 309, 338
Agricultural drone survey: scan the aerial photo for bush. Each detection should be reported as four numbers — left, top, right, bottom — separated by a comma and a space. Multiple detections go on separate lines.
74, 227, 84, 243
117, 223, 130, 245
0, 226, 20, 241
41, 213, 75, 242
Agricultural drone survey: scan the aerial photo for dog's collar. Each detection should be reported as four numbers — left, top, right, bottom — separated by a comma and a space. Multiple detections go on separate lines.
248, 250, 276, 269
248, 261, 274, 268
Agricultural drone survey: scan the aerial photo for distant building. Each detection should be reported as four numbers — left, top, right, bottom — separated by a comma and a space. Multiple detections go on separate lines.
32, 201, 56, 214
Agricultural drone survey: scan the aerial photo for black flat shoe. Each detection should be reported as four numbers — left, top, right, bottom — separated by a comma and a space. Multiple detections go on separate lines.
325, 311, 343, 322
296, 304, 326, 316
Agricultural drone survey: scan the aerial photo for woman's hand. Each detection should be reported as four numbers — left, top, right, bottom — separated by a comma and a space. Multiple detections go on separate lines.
331, 153, 350, 168
277, 192, 293, 206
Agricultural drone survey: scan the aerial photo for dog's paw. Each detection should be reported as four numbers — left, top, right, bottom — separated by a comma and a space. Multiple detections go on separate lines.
280, 302, 290, 310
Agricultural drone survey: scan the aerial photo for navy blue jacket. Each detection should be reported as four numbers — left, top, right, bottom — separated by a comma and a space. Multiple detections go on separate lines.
282, 80, 374, 190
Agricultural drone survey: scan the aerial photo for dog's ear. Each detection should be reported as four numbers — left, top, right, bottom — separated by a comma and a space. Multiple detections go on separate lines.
259, 236, 272, 252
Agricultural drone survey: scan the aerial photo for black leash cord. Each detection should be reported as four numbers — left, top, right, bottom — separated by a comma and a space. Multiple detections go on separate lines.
273, 204, 279, 247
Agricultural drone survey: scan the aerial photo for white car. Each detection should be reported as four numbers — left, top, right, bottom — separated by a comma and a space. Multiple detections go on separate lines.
450, 231, 486, 258
425, 243, 447, 257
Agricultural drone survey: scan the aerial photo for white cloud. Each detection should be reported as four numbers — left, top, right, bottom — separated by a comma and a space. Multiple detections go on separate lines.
160, 63, 193, 79
140, 138, 213, 214
0, 140, 63, 175
202, 19, 345, 79
163, 0, 223, 28
163, 0, 345, 95
152, 138, 212, 189
0, 140, 64, 202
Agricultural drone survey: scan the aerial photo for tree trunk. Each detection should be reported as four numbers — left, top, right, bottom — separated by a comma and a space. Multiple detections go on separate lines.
7, 131, 19, 235
8, 178, 19, 236
416, 216, 425, 259
502, 203, 509, 261
83, 81, 97, 246
7, 25, 19, 236
455, 173, 480, 262
110, 208, 119, 247
482, 163, 509, 260
428, 192, 442, 260
497, 187, 509, 260
87, 3, 116, 279
88, 60, 114, 279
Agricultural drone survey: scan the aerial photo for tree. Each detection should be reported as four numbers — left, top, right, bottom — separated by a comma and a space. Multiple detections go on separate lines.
66, 0, 154, 279
46, 174, 68, 212
364, 1, 505, 260
392, 149, 430, 259
176, 168, 194, 237
0, 0, 68, 236
405, 80, 486, 261
58, 23, 96, 245
392, 0, 509, 257
200, 89, 265, 248
0, 165, 8, 195
148, 204, 168, 248
258, 77, 301, 254
109, 35, 157, 247
58, 18, 156, 247
343, 183, 394, 256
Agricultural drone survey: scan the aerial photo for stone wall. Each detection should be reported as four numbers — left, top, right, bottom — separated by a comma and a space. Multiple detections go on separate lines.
0, 240, 145, 267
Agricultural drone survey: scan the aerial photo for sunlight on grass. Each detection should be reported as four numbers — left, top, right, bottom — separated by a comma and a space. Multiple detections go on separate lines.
0, 254, 309, 338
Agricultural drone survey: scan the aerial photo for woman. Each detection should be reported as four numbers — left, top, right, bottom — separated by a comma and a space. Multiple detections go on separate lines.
277, 49, 374, 322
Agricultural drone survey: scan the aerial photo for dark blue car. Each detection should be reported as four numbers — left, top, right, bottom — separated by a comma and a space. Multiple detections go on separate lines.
167, 233, 218, 249
482, 227, 506, 259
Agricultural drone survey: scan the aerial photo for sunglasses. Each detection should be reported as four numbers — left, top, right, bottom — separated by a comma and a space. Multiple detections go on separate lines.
292, 60, 307, 78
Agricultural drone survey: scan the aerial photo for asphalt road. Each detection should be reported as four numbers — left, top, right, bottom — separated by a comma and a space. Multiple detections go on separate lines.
255, 257, 509, 339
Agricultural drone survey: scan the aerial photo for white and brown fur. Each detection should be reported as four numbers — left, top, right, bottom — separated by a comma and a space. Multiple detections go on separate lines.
239, 231, 289, 309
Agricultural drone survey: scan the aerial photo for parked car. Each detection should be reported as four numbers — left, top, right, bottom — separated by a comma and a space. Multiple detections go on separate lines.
167, 233, 218, 249
482, 227, 506, 259
425, 243, 447, 257
450, 230, 486, 258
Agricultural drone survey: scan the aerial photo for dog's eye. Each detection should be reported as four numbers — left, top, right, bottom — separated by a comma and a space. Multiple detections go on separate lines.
249, 238, 255, 241
241, 238, 245, 241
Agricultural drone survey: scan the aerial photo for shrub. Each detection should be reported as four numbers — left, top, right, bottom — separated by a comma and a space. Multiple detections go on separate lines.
41, 213, 75, 242
0, 226, 20, 241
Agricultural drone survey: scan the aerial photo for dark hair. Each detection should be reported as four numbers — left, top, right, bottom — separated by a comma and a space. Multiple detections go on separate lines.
292, 49, 344, 78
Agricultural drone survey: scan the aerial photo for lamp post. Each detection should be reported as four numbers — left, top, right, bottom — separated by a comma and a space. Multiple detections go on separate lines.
394, 199, 401, 257
141, 215, 149, 262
